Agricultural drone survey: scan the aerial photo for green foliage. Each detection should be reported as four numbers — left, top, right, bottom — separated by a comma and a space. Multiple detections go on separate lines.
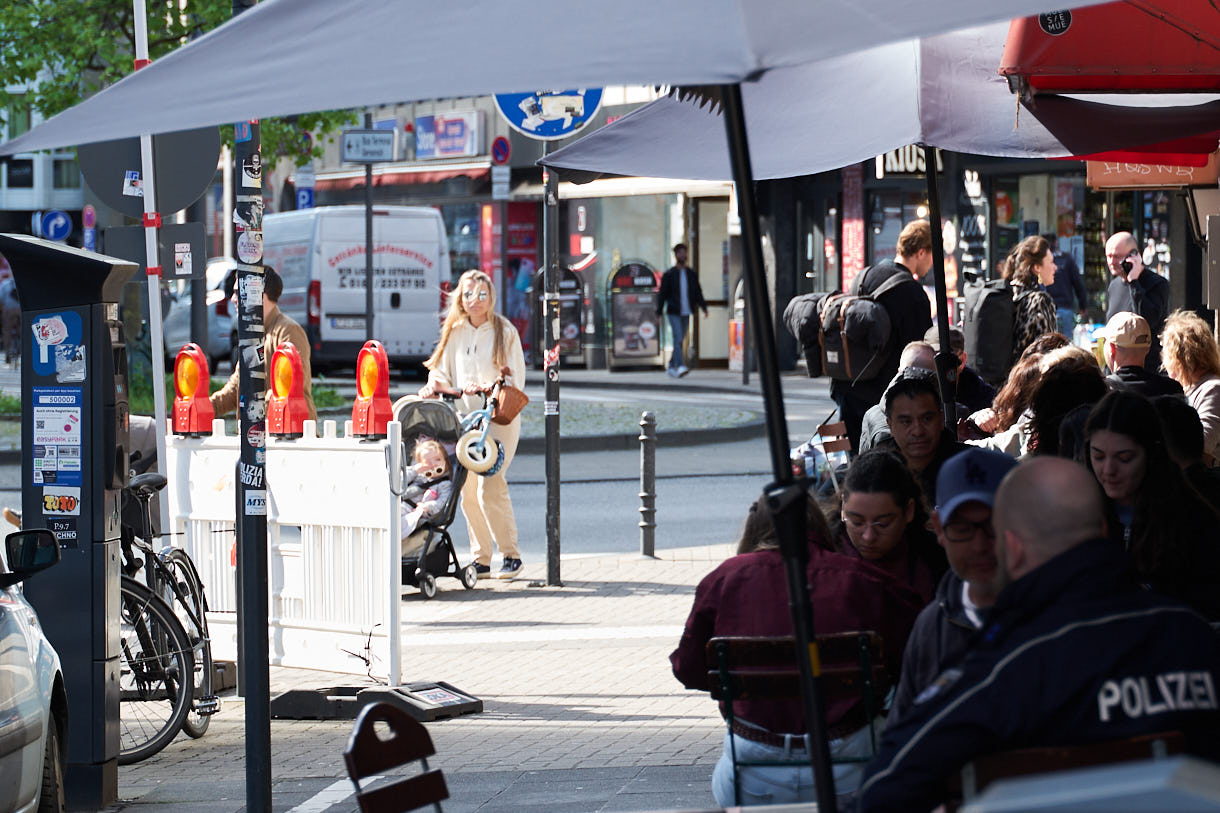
0, 0, 355, 163
0, 392, 21, 416
312, 385, 344, 410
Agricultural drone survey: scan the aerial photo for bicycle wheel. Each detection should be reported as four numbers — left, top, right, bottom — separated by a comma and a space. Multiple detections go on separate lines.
162, 549, 213, 738
118, 576, 194, 764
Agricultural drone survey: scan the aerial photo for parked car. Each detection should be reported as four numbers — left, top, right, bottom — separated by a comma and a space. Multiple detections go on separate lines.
162, 258, 236, 369
0, 529, 67, 813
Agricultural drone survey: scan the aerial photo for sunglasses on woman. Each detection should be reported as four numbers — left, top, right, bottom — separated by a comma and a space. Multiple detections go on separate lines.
462, 289, 489, 301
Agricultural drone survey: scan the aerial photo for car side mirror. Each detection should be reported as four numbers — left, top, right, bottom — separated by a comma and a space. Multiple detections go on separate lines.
1, 529, 60, 588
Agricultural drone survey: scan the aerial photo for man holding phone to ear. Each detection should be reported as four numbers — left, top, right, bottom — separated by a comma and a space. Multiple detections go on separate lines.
1105, 231, 1169, 370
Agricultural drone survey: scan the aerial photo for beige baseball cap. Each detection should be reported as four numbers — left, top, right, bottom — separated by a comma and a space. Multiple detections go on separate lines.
1101, 311, 1152, 349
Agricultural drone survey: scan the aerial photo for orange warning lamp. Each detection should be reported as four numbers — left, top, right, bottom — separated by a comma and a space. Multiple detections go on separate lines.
267, 343, 308, 438
352, 340, 392, 438
172, 343, 214, 436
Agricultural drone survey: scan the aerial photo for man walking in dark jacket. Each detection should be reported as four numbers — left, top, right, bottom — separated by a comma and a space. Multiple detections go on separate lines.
833, 220, 933, 450
656, 243, 708, 378
888, 448, 1016, 723
857, 457, 1220, 812
1043, 232, 1089, 337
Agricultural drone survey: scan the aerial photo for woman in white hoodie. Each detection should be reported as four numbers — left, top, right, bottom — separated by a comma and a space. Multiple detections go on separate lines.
420, 270, 527, 580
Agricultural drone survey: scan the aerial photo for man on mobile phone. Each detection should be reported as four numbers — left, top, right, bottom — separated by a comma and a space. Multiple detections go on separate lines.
1104, 231, 1169, 370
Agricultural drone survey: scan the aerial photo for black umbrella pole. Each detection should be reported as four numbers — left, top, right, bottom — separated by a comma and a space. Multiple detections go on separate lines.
720, 83, 837, 811
923, 145, 957, 429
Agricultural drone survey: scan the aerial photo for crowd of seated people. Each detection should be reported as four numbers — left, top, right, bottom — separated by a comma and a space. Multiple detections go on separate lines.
673, 312, 1220, 810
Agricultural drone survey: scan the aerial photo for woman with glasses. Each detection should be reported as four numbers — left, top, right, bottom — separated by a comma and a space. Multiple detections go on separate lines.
420, 269, 526, 581
1084, 390, 1220, 619
828, 451, 947, 603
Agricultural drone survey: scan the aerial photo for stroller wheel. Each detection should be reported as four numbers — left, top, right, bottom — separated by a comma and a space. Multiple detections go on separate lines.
419, 573, 438, 599
457, 432, 502, 474
460, 563, 478, 590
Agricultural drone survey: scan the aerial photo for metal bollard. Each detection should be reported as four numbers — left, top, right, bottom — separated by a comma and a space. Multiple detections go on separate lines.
639, 411, 657, 558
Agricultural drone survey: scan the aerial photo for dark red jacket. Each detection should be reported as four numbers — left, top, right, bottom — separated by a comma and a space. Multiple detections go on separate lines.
670, 544, 923, 735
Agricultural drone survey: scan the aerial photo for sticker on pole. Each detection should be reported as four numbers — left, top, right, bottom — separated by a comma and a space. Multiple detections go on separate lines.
122, 170, 143, 197
244, 489, 267, 516
493, 89, 603, 141
42, 486, 81, 516
237, 229, 263, 263
31, 312, 86, 381
174, 243, 193, 277
247, 422, 265, 448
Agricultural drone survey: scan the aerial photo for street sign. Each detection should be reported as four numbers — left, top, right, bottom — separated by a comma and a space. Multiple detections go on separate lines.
41, 210, 72, 242
341, 129, 395, 163
491, 165, 510, 201
76, 127, 221, 219
491, 136, 511, 165
82, 204, 96, 229
493, 89, 604, 141
296, 188, 315, 210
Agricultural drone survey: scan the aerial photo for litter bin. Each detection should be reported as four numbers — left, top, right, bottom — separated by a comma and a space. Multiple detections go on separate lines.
607, 261, 662, 370
531, 266, 584, 369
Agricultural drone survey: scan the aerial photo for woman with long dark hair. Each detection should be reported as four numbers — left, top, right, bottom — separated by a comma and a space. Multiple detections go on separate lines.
827, 451, 947, 602
1084, 390, 1220, 618
1002, 235, 1058, 364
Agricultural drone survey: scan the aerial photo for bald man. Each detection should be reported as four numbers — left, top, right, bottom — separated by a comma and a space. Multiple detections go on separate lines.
1105, 231, 1169, 370
857, 458, 1220, 813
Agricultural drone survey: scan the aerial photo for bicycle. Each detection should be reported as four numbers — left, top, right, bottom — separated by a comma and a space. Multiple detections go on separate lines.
122, 472, 218, 743
453, 377, 509, 476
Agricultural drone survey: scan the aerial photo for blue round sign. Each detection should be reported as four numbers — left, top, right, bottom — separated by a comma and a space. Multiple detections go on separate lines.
41, 210, 72, 242
493, 89, 604, 141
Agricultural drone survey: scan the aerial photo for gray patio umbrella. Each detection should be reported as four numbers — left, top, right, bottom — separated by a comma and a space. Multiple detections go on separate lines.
0, 1, 1116, 808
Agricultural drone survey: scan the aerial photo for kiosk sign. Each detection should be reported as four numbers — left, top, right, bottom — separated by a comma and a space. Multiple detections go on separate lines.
494, 89, 604, 141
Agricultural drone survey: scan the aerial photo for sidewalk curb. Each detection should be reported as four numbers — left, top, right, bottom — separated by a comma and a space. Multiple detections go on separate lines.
516, 414, 766, 454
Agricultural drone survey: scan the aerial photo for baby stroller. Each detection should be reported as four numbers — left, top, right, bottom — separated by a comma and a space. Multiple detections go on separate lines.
391, 397, 477, 598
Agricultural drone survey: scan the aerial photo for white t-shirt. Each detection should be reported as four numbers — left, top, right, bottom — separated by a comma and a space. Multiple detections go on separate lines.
961, 581, 985, 629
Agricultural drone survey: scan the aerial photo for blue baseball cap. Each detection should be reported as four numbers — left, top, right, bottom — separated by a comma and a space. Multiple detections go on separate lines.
935, 448, 1018, 520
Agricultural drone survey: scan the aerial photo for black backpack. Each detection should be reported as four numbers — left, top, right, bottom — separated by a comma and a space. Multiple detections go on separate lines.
818, 271, 917, 383
962, 271, 1015, 384
783, 291, 832, 377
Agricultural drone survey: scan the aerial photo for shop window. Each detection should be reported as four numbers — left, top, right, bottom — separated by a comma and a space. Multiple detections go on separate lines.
867, 189, 927, 266
4, 94, 30, 140
53, 157, 81, 189
440, 203, 480, 286
6, 159, 33, 189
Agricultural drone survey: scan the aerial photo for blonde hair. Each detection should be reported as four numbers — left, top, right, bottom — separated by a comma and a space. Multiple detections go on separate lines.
425, 269, 512, 372
896, 219, 932, 258
412, 438, 449, 473
1162, 309, 1220, 385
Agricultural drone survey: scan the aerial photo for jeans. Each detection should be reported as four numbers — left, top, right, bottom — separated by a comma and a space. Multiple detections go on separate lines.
710, 718, 884, 807
1056, 307, 1076, 338
667, 313, 688, 370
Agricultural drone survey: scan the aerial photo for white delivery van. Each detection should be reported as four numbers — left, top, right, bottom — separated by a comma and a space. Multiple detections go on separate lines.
262, 205, 451, 372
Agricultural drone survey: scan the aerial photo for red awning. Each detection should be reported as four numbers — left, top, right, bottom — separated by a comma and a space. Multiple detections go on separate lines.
999, 1, 1220, 96
316, 164, 489, 192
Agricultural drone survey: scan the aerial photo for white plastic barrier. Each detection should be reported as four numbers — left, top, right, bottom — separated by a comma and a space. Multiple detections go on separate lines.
164, 418, 405, 683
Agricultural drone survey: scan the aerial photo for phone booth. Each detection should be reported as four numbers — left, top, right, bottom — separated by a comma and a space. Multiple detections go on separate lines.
607, 261, 663, 370
531, 266, 584, 369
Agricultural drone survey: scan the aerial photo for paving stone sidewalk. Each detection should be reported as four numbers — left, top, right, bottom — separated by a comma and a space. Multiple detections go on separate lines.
110, 544, 738, 812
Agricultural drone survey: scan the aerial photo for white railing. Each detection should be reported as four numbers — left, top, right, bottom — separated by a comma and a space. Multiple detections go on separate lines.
164, 418, 404, 683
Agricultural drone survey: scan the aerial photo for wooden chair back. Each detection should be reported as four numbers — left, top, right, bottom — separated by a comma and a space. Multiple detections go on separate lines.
706, 632, 889, 705
344, 702, 449, 813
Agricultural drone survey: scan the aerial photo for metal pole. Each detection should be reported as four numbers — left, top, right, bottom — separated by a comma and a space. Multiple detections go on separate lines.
543, 143, 561, 587
131, 0, 171, 536
187, 198, 207, 351
232, 4, 270, 811
720, 83, 837, 812
365, 112, 375, 343
923, 145, 957, 429
741, 278, 750, 386
638, 411, 656, 558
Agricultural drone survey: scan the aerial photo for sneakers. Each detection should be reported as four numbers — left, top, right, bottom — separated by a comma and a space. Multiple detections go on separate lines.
474, 562, 492, 580
666, 366, 680, 378
498, 557, 524, 580
677, 365, 690, 377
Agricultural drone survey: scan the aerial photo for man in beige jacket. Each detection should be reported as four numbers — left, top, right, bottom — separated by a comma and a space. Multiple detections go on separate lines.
210, 266, 317, 423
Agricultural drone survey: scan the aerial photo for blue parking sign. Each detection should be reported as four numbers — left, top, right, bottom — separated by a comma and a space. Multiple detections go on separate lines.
296, 188, 314, 210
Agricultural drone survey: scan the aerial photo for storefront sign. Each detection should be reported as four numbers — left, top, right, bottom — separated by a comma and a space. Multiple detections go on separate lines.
414, 112, 484, 159
842, 165, 865, 290
874, 146, 944, 179
1086, 154, 1219, 189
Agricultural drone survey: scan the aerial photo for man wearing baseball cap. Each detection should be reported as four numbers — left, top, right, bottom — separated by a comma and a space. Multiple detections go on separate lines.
1101, 311, 1183, 399
887, 447, 1016, 723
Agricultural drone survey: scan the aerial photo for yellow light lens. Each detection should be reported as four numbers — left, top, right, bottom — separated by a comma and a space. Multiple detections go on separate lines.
175, 357, 200, 398
357, 353, 379, 398
272, 353, 294, 397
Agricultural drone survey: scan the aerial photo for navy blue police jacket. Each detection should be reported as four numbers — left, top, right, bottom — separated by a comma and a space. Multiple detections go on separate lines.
856, 537, 1220, 813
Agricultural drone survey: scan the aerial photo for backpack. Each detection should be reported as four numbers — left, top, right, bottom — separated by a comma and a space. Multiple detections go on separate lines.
782, 291, 832, 377
962, 271, 1014, 384
818, 271, 917, 383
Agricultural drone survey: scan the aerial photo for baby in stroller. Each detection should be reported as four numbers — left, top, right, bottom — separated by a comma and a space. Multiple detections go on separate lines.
400, 438, 454, 542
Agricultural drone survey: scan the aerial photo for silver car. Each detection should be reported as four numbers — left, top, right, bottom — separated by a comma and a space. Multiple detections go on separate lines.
0, 530, 66, 813
162, 258, 236, 368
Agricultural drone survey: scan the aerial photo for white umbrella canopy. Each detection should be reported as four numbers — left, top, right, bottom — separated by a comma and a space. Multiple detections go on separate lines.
541, 22, 1220, 181
0, 0, 1114, 155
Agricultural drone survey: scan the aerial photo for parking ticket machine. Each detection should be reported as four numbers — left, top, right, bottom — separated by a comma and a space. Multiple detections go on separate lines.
0, 234, 136, 809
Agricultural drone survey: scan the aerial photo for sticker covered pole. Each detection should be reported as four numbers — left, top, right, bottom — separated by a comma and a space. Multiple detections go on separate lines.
232, 108, 271, 810
543, 145, 561, 587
